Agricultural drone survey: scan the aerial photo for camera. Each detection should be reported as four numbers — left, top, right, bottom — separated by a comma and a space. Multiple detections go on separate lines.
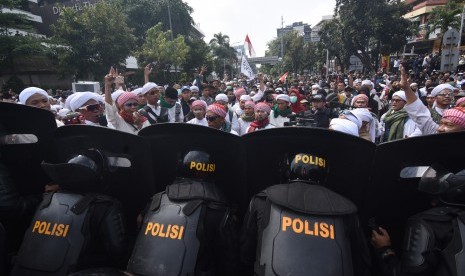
284, 112, 317, 128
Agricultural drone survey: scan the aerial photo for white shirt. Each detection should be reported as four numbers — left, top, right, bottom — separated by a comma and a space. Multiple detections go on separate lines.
405, 98, 439, 135
167, 102, 184, 123
237, 118, 252, 136
246, 122, 275, 133
105, 102, 150, 135
269, 110, 290, 127
187, 118, 208, 126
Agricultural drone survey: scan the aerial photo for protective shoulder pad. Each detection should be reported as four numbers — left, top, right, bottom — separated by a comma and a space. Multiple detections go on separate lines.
402, 218, 435, 269
167, 178, 227, 203
266, 182, 357, 215
416, 206, 460, 222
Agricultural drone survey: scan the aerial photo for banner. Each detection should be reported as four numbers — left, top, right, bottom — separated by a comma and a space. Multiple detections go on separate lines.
241, 56, 255, 79
244, 35, 256, 58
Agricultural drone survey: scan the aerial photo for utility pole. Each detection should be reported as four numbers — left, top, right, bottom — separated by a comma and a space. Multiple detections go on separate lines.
280, 16, 284, 58
166, 0, 174, 41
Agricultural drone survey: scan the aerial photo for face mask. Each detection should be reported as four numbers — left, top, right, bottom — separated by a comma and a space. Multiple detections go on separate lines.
290, 96, 298, 104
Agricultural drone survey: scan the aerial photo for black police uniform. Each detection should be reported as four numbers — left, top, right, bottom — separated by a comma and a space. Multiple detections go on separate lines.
127, 151, 240, 276
240, 153, 371, 276
11, 150, 127, 276
375, 168, 465, 276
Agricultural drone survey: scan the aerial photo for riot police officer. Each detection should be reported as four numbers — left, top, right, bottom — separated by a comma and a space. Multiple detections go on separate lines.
371, 165, 465, 276
240, 153, 371, 276
11, 149, 127, 276
127, 150, 240, 276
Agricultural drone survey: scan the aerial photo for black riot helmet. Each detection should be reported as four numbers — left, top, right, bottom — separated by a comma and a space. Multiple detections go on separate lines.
287, 153, 329, 184
42, 149, 109, 193
178, 150, 216, 181
419, 164, 465, 207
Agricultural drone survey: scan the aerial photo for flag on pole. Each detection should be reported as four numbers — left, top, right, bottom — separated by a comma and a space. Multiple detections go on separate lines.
279, 71, 289, 83
241, 56, 255, 79
244, 35, 256, 58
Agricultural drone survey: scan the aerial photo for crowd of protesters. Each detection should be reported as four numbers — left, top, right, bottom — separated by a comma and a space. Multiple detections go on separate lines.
2, 60, 465, 141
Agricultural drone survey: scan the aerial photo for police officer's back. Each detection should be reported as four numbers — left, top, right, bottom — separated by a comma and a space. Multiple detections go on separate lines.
127, 150, 240, 276
371, 165, 465, 276
11, 149, 127, 276
240, 153, 371, 276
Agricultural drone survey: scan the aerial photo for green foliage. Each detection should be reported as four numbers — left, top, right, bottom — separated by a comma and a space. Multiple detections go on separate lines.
122, 0, 193, 46
333, 0, 413, 71
428, 0, 463, 34
183, 37, 213, 77
209, 33, 238, 79
0, 0, 49, 71
264, 31, 325, 75
136, 22, 189, 72
52, 1, 136, 79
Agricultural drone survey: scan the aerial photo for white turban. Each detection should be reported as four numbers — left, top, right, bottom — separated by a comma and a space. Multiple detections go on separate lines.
19, 87, 48, 105
215, 93, 228, 103
64, 93, 78, 110
312, 84, 321, 90
392, 91, 407, 102
240, 95, 251, 102
342, 111, 362, 129
351, 108, 376, 142
111, 89, 125, 102
69, 92, 102, 111
141, 82, 158, 95
431, 84, 454, 97
329, 118, 359, 137
276, 94, 291, 103
190, 86, 199, 92
132, 88, 144, 96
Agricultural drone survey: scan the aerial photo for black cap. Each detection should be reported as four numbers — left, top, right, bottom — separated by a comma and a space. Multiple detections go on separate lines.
165, 87, 178, 100
311, 94, 325, 102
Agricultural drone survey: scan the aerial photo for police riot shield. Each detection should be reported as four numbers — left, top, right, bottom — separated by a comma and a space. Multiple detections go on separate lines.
138, 123, 247, 209
46, 125, 156, 233
242, 127, 376, 208
366, 132, 465, 252
0, 102, 57, 195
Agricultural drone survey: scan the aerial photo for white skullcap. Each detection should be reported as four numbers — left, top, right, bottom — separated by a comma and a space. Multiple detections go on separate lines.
141, 82, 158, 95
410, 83, 418, 87
240, 95, 251, 102
58, 108, 71, 117
215, 93, 228, 103
132, 88, 144, 96
329, 118, 359, 137
392, 91, 407, 102
354, 79, 362, 84
312, 84, 321, 89
431, 84, 455, 97
69, 92, 102, 112
50, 105, 61, 112
190, 86, 199, 92
362, 80, 373, 86
275, 87, 283, 92
111, 89, 125, 102
19, 87, 48, 105
276, 94, 291, 103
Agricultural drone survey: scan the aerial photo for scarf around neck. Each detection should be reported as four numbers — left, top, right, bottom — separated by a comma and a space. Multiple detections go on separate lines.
384, 109, 408, 141
248, 118, 270, 133
273, 105, 292, 118
241, 113, 255, 122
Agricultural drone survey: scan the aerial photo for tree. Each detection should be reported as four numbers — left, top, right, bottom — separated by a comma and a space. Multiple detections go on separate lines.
428, 0, 462, 35
335, 0, 413, 72
136, 22, 189, 83
183, 37, 213, 79
0, 0, 49, 73
122, 0, 194, 46
209, 32, 238, 79
319, 19, 349, 70
52, 1, 136, 79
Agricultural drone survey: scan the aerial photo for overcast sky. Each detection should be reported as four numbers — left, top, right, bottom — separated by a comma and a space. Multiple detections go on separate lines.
184, 0, 336, 57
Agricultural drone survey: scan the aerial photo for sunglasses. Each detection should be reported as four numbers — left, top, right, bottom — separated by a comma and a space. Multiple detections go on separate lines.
206, 115, 220, 122
79, 103, 101, 112
124, 102, 139, 108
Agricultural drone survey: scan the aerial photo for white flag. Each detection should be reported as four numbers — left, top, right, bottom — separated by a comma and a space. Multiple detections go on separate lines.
241, 56, 255, 80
